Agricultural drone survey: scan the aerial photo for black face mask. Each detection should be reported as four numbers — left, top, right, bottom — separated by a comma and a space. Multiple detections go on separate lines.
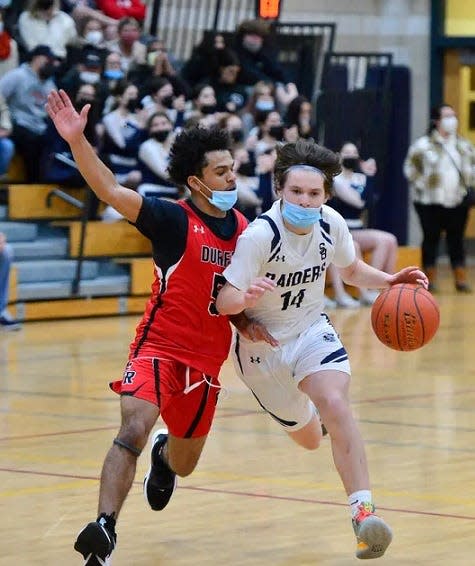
201, 103, 217, 115
237, 161, 255, 177
342, 157, 360, 170
126, 99, 140, 112
268, 125, 284, 140
160, 95, 174, 109
38, 62, 56, 81
151, 130, 171, 142
230, 128, 244, 143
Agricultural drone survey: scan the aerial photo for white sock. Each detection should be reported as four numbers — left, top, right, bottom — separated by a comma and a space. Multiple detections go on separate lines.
349, 490, 373, 517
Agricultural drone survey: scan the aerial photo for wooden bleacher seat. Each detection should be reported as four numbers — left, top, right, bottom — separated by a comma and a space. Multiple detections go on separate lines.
7, 184, 87, 220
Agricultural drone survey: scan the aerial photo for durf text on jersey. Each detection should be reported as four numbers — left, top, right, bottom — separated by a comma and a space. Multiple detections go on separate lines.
201, 245, 233, 268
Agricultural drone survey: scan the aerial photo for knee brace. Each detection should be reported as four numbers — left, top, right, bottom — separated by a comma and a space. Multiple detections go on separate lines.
113, 437, 142, 457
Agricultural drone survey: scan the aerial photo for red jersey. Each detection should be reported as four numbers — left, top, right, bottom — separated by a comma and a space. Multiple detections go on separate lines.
129, 199, 247, 376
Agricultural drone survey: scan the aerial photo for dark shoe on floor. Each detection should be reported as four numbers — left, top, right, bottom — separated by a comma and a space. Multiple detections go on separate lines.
455, 282, 472, 293
0, 313, 21, 331
74, 516, 116, 565
143, 428, 177, 511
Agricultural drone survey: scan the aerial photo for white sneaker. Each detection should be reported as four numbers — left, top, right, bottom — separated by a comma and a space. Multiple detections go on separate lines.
335, 293, 360, 309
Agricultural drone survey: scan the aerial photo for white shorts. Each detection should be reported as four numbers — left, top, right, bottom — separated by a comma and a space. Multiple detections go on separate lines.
232, 313, 351, 431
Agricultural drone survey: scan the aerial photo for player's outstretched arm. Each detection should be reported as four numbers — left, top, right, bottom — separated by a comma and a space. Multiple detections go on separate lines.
45, 89, 142, 223
339, 259, 428, 290
216, 277, 276, 315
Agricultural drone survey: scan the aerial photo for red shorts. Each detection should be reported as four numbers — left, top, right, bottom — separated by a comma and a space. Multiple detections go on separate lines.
110, 357, 221, 438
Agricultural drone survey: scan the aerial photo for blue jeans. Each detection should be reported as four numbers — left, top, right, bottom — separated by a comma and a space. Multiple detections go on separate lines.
0, 137, 14, 176
0, 243, 13, 313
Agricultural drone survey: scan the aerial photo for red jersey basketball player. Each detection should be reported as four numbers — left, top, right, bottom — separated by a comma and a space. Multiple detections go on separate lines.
46, 89, 275, 566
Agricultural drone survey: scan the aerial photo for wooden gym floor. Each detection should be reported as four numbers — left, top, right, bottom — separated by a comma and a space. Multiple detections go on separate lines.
1, 266, 474, 565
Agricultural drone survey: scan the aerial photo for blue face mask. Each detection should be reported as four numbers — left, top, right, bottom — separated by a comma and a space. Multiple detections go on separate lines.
196, 178, 238, 211
255, 99, 275, 112
104, 69, 124, 80
281, 198, 321, 228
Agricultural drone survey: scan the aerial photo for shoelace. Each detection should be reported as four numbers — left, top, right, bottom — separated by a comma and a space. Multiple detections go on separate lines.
354, 502, 375, 524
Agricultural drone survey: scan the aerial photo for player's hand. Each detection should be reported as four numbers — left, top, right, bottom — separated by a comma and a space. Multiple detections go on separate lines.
46, 90, 89, 144
230, 312, 279, 346
389, 266, 429, 290
243, 276, 276, 309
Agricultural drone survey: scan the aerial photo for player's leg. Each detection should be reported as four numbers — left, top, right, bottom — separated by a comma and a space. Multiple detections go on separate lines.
352, 229, 397, 273
144, 362, 220, 510
299, 369, 392, 559
75, 395, 159, 565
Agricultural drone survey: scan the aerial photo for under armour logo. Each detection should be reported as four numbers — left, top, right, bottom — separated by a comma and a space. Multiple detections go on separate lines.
250, 356, 261, 363
193, 224, 205, 234
274, 255, 285, 262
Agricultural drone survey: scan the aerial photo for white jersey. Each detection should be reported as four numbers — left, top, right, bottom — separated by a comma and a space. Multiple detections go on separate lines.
223, 200, 356, 343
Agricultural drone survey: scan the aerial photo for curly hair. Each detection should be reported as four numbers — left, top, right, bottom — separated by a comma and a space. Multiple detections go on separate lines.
273, 138, 342, 195
167, 126, 231, 187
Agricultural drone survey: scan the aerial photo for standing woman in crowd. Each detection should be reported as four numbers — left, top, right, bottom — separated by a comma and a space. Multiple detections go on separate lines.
404, 103, 474, 292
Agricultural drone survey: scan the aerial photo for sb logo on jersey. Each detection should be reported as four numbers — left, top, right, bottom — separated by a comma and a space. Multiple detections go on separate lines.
122, 362, 136, 384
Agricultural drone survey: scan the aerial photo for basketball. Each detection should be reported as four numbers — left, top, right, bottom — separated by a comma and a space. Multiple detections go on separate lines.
370, 284, 440, 351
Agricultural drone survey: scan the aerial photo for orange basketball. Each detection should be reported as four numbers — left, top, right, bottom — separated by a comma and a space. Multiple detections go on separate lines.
371, 284, 440, 351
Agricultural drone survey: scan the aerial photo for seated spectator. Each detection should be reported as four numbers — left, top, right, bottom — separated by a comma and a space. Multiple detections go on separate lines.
180, 31, 229, 87
284, 95, 314, 139
98, 50, 126, 114
233, 18, 294, 90
140, 76, 185, 129
210, 49, 247, 113
0, 8, 19, 79
0, 44, 57, 181
65, 15, 110, 68
248, 109, 286, 156
59, 51, 104, 94
105, 16, 146, 73
137, 111, 180, 199
240, 80, 277, 135
100, 80, 147, 220
0, 232, 21, 330
327, 141, 398, 306
96, 0, 146, 22
0, 91, 13, 179
18, 0, 78, 60
41, 81, 101, 187
61, 0, 118, 29
184, 83, 219, 128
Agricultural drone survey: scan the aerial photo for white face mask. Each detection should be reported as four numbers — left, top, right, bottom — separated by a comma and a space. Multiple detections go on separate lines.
79, 71, 100, 84
440, 116, 458, 135
85, 30, 103, 45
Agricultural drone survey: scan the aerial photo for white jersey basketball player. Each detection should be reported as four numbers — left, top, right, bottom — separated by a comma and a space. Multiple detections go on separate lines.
216, 139, 428, 561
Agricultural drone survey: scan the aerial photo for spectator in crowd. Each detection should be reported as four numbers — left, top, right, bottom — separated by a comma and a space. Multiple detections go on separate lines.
18, 0, 78, 60
0, 44, 57, 182
0, 232, 21, 330
66, 15, 110, 67
241, 80, 277, 135
0, 91, 14, 179
327, 141, 397, 307
233, 18, 296, 100
59, 51, 104, 94
106, 16, 146, 73
210, 49, 247, 113
284, 94, 314, 139
140, 76, 185, 129
248, 109, 286, 156
185, 83, 219, 128
98, 50, 125, 113
180, 31, 229, 87
100, 80, 147, 220
404, 103, 474, 293
61, 0, 118, 28
0, 8, 18, 79
137, 111, 179, 199
97, 0, 146, 22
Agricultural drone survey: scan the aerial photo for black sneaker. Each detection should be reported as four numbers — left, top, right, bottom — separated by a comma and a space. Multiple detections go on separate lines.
0, 314, 21, 331
143, 428, 177, 511
74, 516, 116, 565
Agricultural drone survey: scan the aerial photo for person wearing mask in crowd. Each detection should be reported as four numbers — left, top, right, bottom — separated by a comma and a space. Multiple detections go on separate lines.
18, 0, 78, 60
0, 44, 57, 182
66, 15, 110, 67
248, 109, 287, 157
184, 83, 219, 129
106, 16, 146, 74
216, 138, 428, 562
0, 8, 18, 79
98, 50, 125, 113
140, 76, 185, 129
180, 32, 229, 87
100, 80, 147, 220
0, 91, 13, 180
210, 49, 247, 114
241, 80, 277, 136
327, 142, 398, 307
137, 111, 180, 200
96, 0, 146, 22
404, 103, 474, 293
59, 51, 104, 95
284, 95, 314, 140
0, 231, 21, 330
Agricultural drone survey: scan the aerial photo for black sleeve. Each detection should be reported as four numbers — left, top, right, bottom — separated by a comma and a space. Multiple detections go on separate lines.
134, 197, 188, 266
